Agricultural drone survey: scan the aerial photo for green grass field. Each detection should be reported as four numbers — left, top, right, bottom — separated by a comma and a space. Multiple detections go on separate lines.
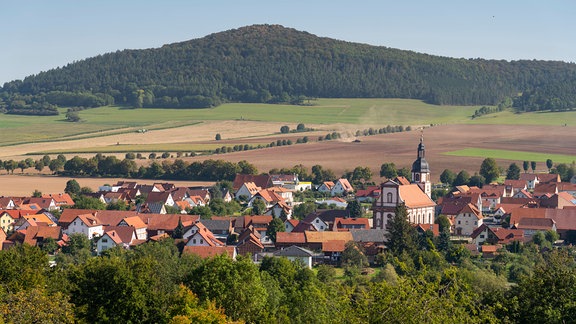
2, 98, 575, 146
444, 148, 576, 164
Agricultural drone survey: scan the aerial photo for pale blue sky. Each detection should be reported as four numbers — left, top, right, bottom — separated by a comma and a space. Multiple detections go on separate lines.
1, 0, 574, 84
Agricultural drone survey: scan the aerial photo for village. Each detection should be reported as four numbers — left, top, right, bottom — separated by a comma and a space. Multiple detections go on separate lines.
2, 137, 575, 267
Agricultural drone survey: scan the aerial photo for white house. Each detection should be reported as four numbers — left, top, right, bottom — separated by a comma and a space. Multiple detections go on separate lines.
331, 178, 354, 196
185, 222, 225, 247
95, 227, 137, 255
118, 216, 148, 241
273, 245, 315, 268
454, 203, 483, 236
66, 214, 103, 239
235, 182, 261, 201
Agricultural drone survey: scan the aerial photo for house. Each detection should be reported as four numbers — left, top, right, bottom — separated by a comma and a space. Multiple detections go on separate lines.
414, 224, 440, 237
264, 201, 292, 219
284, 219, 300, 233
249, 188, 285, 209
187, 189, 211, 204
236, 227, 264, 257
268, 186, 294, 205
504, 180, 528, 196
43, 193, 75, 208
15, 213, 56, 230
235, 182, 262, 201
182, 245, 237, 259
539, 192, 576, 209
95, 226, 139, 255
117, 216, 148, 240
331, 178, 354, 196
273, 245, 316, 268
185, 222, 225, 247
22, 225, 63, 248
520, 173, 561, 190
0, 197, 16, 210
26, 197, 58, 211
481, 244, 503, 258
513, 189, 533, 199
1, 210, 37, 233
454, 203, 483, 236
65, 214, 103, 239
232, 174, 272, 192
355, 186, 381, 203
275, 232, 307, 248
270, 174, 299, 187
514, 218, 557, 236
333, 217, 370, 231
196, 219, 232, 242
242, 216, 273, 244
304, 231, 353, 250
471, 224, 525, 246
299, 209, 350, 232
315, 197, 348, 209
139, 214, 199, 237
145, 191, 175, 208
317, 181, 335, 194
322, 240, 347, 264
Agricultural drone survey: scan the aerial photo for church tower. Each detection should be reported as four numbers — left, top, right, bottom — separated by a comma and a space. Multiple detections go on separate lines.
411, 133, 431, 198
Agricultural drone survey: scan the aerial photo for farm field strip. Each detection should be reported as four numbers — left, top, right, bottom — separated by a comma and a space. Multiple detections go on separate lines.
443, 148, 576, 164
27, 142, 271, 155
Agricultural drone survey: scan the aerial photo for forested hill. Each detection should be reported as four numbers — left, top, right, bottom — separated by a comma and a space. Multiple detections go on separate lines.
1, 24, 576, 115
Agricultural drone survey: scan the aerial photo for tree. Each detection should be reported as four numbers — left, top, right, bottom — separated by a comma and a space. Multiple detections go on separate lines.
17, 160, 27, 173
266, 217, 285, 243
280, 125, 290, 133
380, 163, 397, 179
65, 109, 81, 122
435, 215, 451, 234
341, 241, 368, 269
523, 161, 529, 173
506, 162, 521, 180
32, 189, 42, 198
293, 201, 316, 220
215, 133, 222, 140
385, 203, 417, 257
173, 217, 184, 239
546, 159, 553, 172
346, 200, 363, 218
64, 179, 81, 195
251, 199, 267, 215
439, 169, 456, 186
48, 159, 64, 173
72, 195, 106, 210
530, 161, 537, 173
479, 158, 499, 184
454, 170, 470, 186
34, 160, 44, 172
296, 123, 306, 131
397, 167, 411, 179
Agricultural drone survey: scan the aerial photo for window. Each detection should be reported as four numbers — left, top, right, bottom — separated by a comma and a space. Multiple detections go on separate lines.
480, 234, 485, 238
458, 220, 461, 224
200, 239, 204, 244
387, 193, 393, 203
192, 239, 196, 244
414, 173, 420, 182
102, 238, 108, 243
315, 219, 319, 223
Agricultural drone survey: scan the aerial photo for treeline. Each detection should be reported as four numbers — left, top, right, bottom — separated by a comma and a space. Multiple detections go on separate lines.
4, 210, 576, 322
2, 24, 576, 115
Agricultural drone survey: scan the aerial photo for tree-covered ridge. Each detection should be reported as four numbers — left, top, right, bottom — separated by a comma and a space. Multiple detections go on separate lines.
1, 24, 576, 114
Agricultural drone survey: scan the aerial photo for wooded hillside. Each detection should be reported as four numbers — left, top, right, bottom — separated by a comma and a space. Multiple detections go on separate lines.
1, 24, 575, 115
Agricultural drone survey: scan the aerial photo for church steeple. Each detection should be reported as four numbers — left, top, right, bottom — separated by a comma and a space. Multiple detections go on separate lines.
411, 131, 431, 197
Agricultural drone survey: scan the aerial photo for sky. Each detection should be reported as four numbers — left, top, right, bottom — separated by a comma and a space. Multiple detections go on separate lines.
1, 0, 575, 84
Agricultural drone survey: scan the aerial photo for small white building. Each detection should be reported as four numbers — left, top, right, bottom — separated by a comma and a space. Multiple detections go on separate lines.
454, 203, 483, 236
65, 214, 103, 239
273, 245, 315, 269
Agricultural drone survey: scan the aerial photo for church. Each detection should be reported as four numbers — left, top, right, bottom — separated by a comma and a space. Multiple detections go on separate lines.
372, 135, 437, 229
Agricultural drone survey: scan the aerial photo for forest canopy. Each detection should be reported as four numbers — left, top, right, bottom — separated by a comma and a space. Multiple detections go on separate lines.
1, 24, 576, 115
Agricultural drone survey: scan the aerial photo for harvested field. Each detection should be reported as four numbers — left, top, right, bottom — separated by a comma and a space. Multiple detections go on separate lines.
0, 174, 214, 196
1, 124, 574, 195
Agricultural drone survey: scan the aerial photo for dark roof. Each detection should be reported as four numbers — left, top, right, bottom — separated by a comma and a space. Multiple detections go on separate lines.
274, 245, 315, 257
198, 219, 231, 232
233, 174, 272, 191
350, 229, 387, 243
303, 209, 350, 224
411, 139, 430, 173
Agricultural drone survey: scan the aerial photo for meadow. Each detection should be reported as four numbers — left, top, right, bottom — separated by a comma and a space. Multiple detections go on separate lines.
2, 99, 576, 148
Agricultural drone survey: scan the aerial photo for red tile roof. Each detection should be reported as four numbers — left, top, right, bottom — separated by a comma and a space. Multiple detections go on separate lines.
276, 232, 306, 244
182, 245, 236, 258
322, 240, 347, 252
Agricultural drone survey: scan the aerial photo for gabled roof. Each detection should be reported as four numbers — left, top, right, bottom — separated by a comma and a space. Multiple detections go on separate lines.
322, 240, 346, 252
0, 197, 15, 209
320, 181, 335, 189
59, 209, 98, 227
190, 222, 225, 247
285, 219, 299, 228
335, 178, 354, 192
276, 232, 306, 244
198, 219, 231, 232
355, 186, 380, 198
23, 213, 55, 226
75, 214, 101, 227
169, 187, 190, 201
394, 176, 411, 186
303, 209, 350, 224
233, 174, 272, 191
304, 231, 353, 243
350, 229, 387, 243
516, 217, 555, 231
120, 216, 147, 229
333, 217, 370, 230
25, 197, 55, 209
43, 193, 75, 206
182, 245, 236, 258
254, 189, 283, 203
457, 203, 483, 219
414, 224, 440, 236
504, 179, 527, 188
274, 245, 315, 257
138, 214, 198, 231
243, 215, 273, 228
102, 226, 136, 244
23, 226, 62, 246
146, 191, 173, 204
